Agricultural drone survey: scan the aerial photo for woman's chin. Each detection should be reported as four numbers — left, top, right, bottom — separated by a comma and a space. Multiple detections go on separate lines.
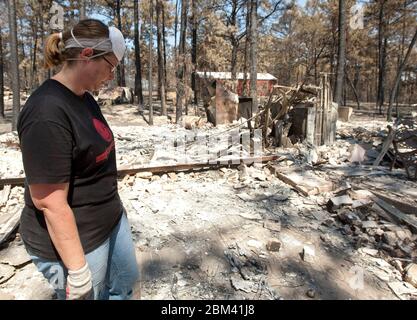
92, 83, 104, 92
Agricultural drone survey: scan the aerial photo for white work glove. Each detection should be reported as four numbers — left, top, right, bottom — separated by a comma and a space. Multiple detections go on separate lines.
66, 262, 94, 300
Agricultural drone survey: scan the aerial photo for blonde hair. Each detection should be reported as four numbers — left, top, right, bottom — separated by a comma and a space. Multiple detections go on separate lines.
44, 19, 109, 69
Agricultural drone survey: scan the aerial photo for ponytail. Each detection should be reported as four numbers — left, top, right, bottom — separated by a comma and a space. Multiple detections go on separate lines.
43, 33, 65, 69
43, 20, 110, 70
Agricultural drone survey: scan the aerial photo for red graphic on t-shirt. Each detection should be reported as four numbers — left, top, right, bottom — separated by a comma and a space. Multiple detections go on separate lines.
96, 140, 115, 163
93, 118, 112, 142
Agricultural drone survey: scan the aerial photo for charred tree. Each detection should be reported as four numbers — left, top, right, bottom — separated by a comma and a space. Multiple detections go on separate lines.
156, 0, 166, 115
175, 0, 188, 123
191, 0, 198, 105
149, 0, 154, 125
249, 0, 258, 109
334, 0, 346, 107
376, 0, 387, 114
0, 28, 4, 119
7, 0, 21, 131
116, 0, 126, 87
387, 28, 417, 121
134, 0, 144, 106
79, 0, 86, 19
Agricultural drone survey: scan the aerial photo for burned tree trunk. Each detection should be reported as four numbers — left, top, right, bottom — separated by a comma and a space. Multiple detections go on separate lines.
249, 0, 258, 109
191, 0, 198, 105
7, 0, 21, 131
174, 0, 179, 70
162, 2, 167, 96
134, 0, 144, 106
387, 28, 417, 121
0, 28, 4, 118
377, 0, 387, 114
116, 0, 126, 87
156, 0, 166, 115
30, 13, 39, 91
242, 0, 251, 96
175, 0, 188, 124
149, 0, 154, 125
334, 0, 346, 107
230, 0, 238, 86
79, 0, 86, 19
345, 68, 360, 110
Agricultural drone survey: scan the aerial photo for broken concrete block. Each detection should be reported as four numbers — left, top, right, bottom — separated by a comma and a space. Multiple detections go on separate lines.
266, 239, 281, 252
359, 247, 379, 257
352, 225, 362, 235
380, 243, 395, 254
0, 290, 15, 300
348, 189, 373, 200
375, 228, 385, 237
392, 260, 404, 273
338, 106, 353, 122
220, 168, 229, 174
151, 175, 160, 181
306, 288, 316, 298
395, 229, 412, 242
349, 144, 366, 163
251, 171, 267, 181
388, 281, 417, 298
233, 183, 246, 190
301, 245, 315, 263
333, 181, 352, 196
341, 224, 353, 235
338, 211, 361, 226
352, 199, 373, 209
271, 194, 289, 202
247, 239, 263, 249
311, 210, 328, 221
382, 232, 398, 247
398, 243, 413, 255
230, 274, 255, 293
0, 185, 11, 207
0, 264, 15, 284
0, 245, 31, 267
404, 264, 417, 288
167, 172, 177, 180
327, 195, 353, 212
263, 219, 281, 232
135, 171, 153, 179
362, 220, 379, 229
237, 193, 253, 202
322, 218, 336, 227
237, 164, 248, 180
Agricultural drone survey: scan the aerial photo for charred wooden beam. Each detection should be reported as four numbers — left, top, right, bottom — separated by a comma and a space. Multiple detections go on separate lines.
0, 155, 279, 188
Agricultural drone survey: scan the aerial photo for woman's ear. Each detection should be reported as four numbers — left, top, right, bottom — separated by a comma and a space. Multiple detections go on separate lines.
80, 47, 94, 59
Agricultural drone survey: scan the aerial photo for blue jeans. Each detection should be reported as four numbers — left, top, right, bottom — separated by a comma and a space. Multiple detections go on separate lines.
29, 212, 139, 300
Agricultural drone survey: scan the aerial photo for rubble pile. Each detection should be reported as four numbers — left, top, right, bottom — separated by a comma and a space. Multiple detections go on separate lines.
0, 106, 416, 300
0, 133, 23, 179
326, 188, 417, 287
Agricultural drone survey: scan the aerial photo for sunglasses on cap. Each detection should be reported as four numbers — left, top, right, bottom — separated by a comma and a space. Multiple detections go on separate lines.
102, 56, 118, 73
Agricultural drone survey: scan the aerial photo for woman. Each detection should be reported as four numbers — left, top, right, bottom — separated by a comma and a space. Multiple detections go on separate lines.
17, 19, 139, 300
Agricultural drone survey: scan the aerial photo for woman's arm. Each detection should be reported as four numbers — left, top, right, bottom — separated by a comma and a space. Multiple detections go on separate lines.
29, 183, 86, 271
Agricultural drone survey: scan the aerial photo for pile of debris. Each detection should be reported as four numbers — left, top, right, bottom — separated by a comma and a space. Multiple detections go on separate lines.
96, 86, 134, 106
0, 133, 23, 179
0, 186, 24, 246
327, 187, 417, 291
337, 117, 417, 179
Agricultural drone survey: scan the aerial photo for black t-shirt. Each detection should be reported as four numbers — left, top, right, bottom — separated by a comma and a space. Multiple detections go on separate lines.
17, 79, 122, 261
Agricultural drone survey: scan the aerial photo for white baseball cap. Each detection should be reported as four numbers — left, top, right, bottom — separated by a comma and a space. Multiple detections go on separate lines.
64, 25, 126, 62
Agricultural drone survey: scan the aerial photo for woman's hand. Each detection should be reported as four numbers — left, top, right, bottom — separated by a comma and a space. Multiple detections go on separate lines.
66, 262, 94, 300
